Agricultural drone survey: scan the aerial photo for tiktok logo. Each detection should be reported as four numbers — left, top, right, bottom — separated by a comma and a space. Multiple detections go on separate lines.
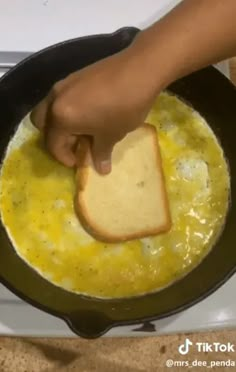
178, 338, 193, 355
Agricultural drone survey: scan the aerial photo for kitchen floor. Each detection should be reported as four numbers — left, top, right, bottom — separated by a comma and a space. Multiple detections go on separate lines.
0, 61, 236, 372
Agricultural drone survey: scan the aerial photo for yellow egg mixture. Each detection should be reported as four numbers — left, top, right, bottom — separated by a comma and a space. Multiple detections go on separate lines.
0, 93, 230, 298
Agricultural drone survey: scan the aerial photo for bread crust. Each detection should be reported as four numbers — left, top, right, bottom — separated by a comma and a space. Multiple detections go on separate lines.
75, 124, 171, 243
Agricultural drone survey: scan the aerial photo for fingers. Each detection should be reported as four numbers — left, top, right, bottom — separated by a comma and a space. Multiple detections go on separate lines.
45, 126, 77, 167
92, 135, 115, 175
31, 99, 78, 168
30, 80, 65, 131
31, 80, 79, 167
30, 98, 49, 131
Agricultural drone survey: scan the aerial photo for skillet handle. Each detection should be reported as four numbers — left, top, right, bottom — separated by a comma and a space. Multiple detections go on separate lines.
64, 310, 114, 339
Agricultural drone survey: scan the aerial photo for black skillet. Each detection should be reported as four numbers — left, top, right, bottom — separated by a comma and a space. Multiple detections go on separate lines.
0, 27, 235, 339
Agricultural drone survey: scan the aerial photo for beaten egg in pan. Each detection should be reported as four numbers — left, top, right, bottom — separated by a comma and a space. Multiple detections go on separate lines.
0, 93, 230, 298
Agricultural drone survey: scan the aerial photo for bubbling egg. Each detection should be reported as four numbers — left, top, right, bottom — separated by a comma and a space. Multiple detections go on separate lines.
0, 92, 230, 298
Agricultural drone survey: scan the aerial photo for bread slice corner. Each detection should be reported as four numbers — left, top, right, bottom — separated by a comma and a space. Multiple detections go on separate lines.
75, 124, 171, 243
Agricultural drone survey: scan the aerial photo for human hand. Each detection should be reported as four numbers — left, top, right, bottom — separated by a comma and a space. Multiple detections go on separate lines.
31, 44, 160, 174
32, 0, 236, 175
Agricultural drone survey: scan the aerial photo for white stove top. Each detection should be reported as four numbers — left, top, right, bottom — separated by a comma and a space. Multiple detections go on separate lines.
0, 0, 181, 52
0, 0, 234, 337
0, 275, 235, 337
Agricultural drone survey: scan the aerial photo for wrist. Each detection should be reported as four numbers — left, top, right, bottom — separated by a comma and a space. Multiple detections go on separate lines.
128, 25, 186, 95
133, 30, 176, 89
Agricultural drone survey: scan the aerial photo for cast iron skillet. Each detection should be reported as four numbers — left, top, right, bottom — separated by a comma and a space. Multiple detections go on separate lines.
0, 27, 235, 339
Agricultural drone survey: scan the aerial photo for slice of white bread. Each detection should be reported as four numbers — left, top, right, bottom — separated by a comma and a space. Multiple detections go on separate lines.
75, 124, 171, 243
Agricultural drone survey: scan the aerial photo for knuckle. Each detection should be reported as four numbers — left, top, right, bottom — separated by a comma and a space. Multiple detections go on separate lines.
30, 101, 46, 129
50, 97, 75, 125
51, 81, 64, 97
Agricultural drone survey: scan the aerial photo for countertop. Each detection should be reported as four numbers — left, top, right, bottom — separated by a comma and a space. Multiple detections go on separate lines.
0, 61, 236, 372
0, 330, 235, 371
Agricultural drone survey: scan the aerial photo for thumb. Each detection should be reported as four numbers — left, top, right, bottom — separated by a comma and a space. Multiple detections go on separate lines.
92, 135, 115, 175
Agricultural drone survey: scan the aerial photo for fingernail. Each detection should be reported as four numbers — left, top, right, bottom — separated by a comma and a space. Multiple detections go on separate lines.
99, 160, 111, 174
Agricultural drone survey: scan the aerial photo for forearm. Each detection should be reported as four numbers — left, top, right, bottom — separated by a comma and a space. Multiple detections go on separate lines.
131, 0, 236, 89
